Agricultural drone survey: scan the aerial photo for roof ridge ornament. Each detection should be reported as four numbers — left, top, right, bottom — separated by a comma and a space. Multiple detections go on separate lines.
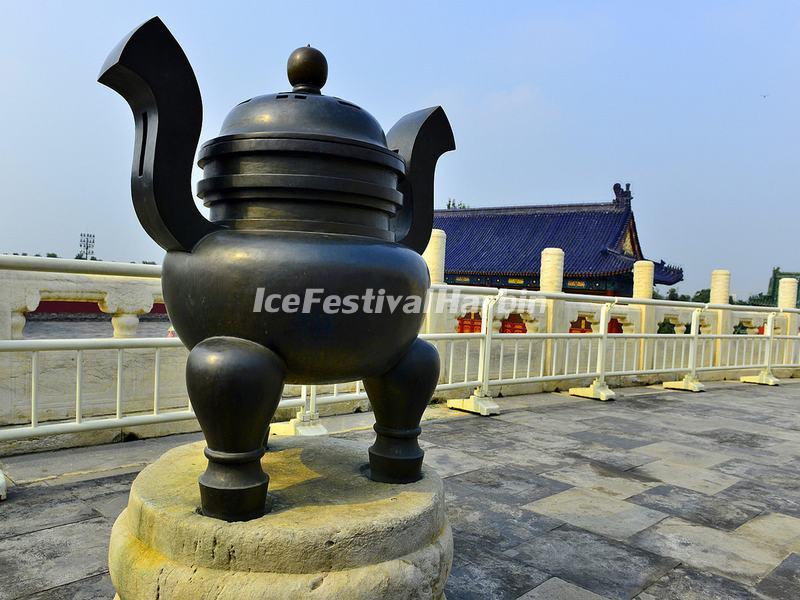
613, 182, 633, 208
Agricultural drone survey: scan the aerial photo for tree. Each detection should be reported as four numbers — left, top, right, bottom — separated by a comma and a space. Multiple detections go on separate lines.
446, 198, 469, 209
9, 251, 59, 258
744, 293, 773, 307
653, 287, 748, 305
666, 288, 691, 302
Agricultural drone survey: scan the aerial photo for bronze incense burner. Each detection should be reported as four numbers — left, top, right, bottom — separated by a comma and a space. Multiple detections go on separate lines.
100, 17, 454, 521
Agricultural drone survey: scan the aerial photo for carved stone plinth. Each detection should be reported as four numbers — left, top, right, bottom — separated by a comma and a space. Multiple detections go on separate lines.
109, 437, 452, 599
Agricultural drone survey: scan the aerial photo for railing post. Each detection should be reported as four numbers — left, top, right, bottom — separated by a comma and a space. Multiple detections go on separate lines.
30, 351, 39, 427
271, 384, 329, 436
152, 348, 161, 414
664, 307, 705, 392
741, 312, 779, 386
478, 294, 497, 398
116, 349, 124, 419
569, 301, 616, 401
447, 291, 501, 415
75, 349, 83, 423
0, 469, 6, 501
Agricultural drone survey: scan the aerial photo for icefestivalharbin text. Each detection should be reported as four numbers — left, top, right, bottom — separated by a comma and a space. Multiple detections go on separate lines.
253, 287, 548, 316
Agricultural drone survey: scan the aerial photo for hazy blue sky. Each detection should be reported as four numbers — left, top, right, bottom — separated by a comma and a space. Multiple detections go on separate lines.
0, 1, 797, 297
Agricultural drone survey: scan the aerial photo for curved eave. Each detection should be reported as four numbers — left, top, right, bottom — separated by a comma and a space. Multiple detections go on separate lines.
446, 261, 684, 285
447, 267, 634, 279
653, 265, 684, 286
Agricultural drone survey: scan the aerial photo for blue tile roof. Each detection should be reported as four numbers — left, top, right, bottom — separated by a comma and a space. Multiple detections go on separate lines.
432, 199, 683, 285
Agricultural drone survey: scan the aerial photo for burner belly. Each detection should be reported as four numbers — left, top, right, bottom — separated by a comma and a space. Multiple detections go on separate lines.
163, 229, 431, 383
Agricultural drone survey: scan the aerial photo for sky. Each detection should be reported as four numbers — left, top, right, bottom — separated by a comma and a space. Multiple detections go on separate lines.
0, 1, 797, 298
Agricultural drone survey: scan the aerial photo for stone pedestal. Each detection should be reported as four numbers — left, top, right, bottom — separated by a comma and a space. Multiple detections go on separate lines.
109, 437, 452, 600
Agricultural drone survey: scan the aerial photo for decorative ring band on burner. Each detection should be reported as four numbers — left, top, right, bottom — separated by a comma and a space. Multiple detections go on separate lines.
197, 174, 404, 207
198, 136, 406, 172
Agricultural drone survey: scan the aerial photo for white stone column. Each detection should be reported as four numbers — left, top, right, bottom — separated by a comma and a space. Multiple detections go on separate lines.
778, 277, 798, 309
633, 261, 654, 300
540, 248, 564, 293
632, 261, 655, 370
710, 269, 731, 368
422, 229, 446, 285
421, 229, 449, 338
710, 269, 731, 305
541, 248, 564, 378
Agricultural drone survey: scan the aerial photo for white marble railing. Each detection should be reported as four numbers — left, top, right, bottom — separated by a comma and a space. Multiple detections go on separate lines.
0, 255, 163, 339
0, 249, 798, 443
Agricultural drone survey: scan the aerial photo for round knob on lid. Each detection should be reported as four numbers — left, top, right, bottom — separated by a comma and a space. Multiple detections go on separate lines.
287, 46, 328, 94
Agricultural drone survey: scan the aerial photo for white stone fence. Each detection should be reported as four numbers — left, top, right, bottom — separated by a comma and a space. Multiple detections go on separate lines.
0, 245, 799, 449
0, 255, 164, 340
421, 244, 800, 414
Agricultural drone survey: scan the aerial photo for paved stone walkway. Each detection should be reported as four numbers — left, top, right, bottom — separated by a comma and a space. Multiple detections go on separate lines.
2, 381, 800, 598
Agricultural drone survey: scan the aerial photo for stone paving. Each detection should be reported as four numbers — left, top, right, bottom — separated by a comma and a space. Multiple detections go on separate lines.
2, 381, 800, 598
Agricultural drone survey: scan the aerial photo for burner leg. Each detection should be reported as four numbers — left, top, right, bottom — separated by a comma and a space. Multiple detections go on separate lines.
186, 336, 285, 521
364, 338, 440, 483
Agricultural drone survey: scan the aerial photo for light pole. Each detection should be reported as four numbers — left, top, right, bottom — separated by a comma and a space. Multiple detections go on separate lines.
78, 232, 95, 260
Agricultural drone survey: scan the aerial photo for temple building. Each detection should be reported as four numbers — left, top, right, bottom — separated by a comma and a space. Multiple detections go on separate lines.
432, 183, 683, 296
765, 267, 800, 307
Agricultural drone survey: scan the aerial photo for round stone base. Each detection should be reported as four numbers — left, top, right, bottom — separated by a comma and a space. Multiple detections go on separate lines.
109, 436, 452, 599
